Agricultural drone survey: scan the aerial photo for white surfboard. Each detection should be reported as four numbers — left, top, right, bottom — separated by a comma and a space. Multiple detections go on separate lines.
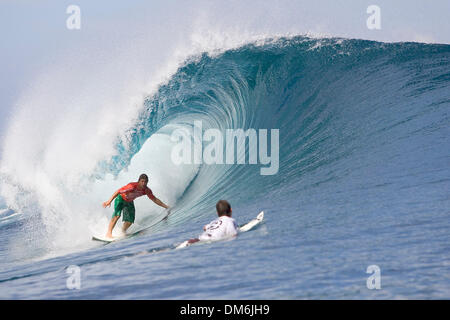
175, 211, 264, 249
239, 211, 264, 232
91, 234, 126, 243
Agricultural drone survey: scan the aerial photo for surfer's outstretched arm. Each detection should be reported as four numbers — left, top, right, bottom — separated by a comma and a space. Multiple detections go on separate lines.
103, 190, 120, 208
152, 197, 170, 210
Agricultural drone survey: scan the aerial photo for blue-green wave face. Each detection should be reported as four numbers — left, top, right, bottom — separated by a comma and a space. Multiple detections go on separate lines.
107, 36, 449, 213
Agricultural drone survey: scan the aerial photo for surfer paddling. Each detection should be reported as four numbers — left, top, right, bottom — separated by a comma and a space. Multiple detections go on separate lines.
186, 200, 239, 245
102, 174, 170, 239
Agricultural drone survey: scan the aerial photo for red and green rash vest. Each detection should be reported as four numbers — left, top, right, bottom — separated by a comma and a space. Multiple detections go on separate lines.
117, 182, 156, 202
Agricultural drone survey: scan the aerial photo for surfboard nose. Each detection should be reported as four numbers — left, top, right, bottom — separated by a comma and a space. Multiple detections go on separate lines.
257, 211, 264, 220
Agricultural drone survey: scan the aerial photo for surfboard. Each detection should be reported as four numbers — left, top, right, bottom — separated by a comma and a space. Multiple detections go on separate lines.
175, 211, 264, 249
239, 211, 264, 232
91, 234, 125, 243
92, 210, 171, 243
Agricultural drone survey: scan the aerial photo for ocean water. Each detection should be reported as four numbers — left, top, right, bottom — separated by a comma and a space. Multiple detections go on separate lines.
0, 36, 449, 299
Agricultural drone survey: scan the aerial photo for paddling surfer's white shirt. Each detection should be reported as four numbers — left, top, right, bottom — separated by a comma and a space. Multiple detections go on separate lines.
198, 215, 239, 241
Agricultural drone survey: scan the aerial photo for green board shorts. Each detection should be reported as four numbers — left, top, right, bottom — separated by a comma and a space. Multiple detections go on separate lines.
112, 195, 135, 223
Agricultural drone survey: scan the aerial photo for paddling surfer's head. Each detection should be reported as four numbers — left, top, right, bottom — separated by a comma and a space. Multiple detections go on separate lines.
216, 200, 232, 217
138, 173, 149, 189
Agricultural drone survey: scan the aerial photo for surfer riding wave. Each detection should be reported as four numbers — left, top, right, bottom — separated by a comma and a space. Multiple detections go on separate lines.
102, 173, 170, 239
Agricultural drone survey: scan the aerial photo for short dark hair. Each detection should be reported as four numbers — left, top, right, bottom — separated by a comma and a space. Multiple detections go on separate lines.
138, 174, 149, 182
216, 200, 231, 216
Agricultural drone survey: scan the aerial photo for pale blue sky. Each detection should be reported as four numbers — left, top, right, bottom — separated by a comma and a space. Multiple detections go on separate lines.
1, 0, 449, 138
